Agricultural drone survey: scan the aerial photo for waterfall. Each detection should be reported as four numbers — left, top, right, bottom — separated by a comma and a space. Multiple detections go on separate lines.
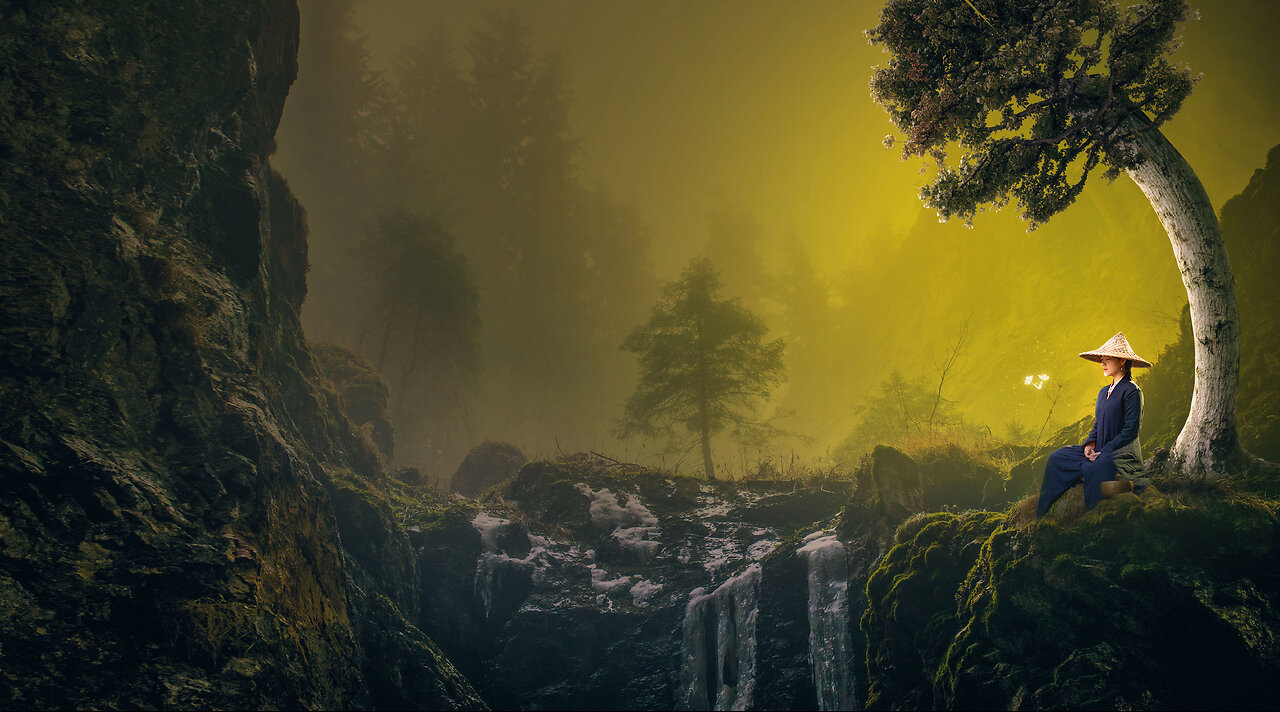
471, 512, 543, 620
473, 512, 515, 619
678, 563, 762, 711
798, 533, 855, 711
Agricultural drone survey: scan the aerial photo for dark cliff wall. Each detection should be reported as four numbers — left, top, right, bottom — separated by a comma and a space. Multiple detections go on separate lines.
0, 2, 478, 708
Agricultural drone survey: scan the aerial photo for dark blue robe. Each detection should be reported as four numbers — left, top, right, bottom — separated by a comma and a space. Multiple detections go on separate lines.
1037, 375, 1144, 518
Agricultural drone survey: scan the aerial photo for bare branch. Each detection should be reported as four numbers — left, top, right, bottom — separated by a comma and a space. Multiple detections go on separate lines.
928, 319, 970, 431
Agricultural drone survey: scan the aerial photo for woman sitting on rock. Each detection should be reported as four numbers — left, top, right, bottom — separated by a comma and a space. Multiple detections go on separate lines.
1037, 332, 1150, 519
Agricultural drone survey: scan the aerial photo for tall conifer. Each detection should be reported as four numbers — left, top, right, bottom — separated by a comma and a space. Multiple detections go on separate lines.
618, 259, 785, 479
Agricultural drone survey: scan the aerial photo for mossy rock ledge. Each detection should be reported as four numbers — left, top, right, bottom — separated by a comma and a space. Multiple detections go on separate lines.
862, 485, 1280, 710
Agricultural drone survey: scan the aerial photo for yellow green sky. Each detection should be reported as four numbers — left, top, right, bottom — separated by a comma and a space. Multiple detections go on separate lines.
330, 0, 1280, 463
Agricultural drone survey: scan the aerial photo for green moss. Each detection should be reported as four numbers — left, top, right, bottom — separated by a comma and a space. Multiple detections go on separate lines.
326, 464, 479, 536
926, 488, 1280, 709
862, 510, 1006, 709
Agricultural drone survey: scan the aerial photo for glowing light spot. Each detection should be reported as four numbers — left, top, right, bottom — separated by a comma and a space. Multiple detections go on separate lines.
1025, 374, 1049, 390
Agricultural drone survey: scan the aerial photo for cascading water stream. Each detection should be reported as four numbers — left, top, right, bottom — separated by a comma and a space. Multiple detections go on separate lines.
798, 532, 855, 711
678, 563, 762, 711
471, 512, 545, 620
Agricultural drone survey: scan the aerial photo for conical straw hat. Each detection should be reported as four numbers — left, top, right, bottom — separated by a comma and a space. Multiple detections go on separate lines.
1078, 331, 1152, 368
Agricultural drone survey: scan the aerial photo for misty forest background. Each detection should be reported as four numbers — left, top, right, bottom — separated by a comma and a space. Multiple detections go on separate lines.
274, 0, 1280, 485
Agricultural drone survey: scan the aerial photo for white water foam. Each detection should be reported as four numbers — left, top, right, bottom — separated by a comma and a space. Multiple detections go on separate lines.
471, 512, 547, 619
576, 483, 663, 559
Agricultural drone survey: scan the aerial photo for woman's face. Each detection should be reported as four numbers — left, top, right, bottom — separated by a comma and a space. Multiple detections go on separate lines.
1100, 356, 1126, 378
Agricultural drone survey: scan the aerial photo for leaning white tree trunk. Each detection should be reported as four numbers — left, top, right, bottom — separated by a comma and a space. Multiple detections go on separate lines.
1118, 111, 1246, 476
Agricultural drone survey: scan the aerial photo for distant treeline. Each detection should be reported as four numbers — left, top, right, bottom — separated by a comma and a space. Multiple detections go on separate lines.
273, 3, 870, 480
276, 4, 661, 475
274, 1, 1280, 481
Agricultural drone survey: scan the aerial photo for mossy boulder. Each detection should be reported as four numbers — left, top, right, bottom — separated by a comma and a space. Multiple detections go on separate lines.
859, 484, 1280, 710
452, 441, 527, 498
854, 444, 1012, 521
861, 511, 1006, 709
500, 460, 597, 535
945, 491, 1280, 709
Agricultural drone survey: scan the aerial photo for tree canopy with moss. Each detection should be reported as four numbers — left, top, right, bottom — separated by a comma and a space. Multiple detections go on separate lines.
868, 0, 1248, 475
617, 258, 785, 479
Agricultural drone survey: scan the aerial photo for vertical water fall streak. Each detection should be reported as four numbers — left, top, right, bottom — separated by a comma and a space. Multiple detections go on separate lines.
472, 513, 507, 619
678, 563, 763, 710
798, 535, 855, 710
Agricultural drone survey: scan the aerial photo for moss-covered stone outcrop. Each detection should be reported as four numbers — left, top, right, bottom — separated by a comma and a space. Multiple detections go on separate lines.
452, 441, 526, 498
748, 444, 1027, 711
0, 2, 480, 708
861, 484, 1280, 710
946, 491, 1280, 709
334, 467, 483, 710
862, 511, 1006, 709
852, 444, 1012, 521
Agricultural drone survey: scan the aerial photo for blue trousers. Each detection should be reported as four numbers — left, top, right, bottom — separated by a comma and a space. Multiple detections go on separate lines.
1036, 445, 1117, 519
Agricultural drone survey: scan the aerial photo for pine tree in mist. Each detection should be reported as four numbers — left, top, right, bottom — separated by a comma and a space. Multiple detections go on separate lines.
385, 11, 659, 452
381, 27, 469, 217
617, 259, 786, 479
835, 369, 967, 460
840, 370, 926, 455
456, 14, 600, 443
274, 3, 484, 475
353, 209, 480, 474
868, 0, 1245, 475
773, 237, 840, 440
278, 6, 661, 468
701, 206, 771, 314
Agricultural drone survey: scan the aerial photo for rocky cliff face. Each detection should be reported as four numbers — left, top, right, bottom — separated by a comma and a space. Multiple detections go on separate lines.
0, 2, 477, 708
